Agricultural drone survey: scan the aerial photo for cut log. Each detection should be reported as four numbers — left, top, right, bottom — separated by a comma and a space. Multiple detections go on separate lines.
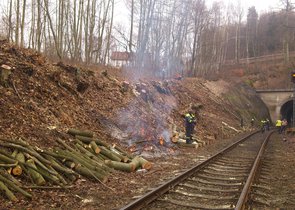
0, 181, 17, 201
137, 157, 153, 170
11, 149, 18, 158
23, 185, 74, 189
12, 152, 25, 176
56, 139, 109, 173
110, 144, 134, 159
89, 141, 101, 154
0, 169, 21, 186
0, 174, 32, 198
11, 165, 22, 176
74, 164, 108, 183
26, 159, 46, 186
43, 154, 77, 176
130, 156, 141, 170
55, 149, 109, 176
0, 154, 18, 164
0, 141, 52, 166
75, 135, 109, 148
177, 142, 199, 149
105, 160, 136, 172
64, 161, 76, 169
129, 156, 151, 170
75, 144, 112, 172
15, 152, 25, 162
99, 146, 122, 162
97, 153, 109, 160
76, 144, 96, 159
0, 163, 17, 168
49, 166, 67, 185
171, 133, 179, 143
109, 147, 130, 163
24, 153, 57, 175
67, 129, 94, 138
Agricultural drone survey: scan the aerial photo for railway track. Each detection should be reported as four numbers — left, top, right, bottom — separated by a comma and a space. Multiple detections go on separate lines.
120, 130, 274, 210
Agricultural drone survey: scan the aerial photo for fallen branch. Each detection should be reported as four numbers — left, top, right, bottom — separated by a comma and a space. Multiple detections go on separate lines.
12, 81, 22, 101
23, 185, 74, 189
222, 121, 240, 133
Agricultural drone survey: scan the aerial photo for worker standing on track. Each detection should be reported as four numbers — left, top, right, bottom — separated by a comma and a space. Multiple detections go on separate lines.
276, 119, 282, 133
184, 110, 196, 144
251, 118, 255, 127
260, 119, 267, 133
266, 118, 270, 131
280, 119, 288, 134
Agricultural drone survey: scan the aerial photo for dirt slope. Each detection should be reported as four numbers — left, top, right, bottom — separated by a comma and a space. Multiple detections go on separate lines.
0, 40, 269, 209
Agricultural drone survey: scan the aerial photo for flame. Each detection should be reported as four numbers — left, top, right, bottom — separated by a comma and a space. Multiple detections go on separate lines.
128, 145, 136, 153
143, 145, 153, 151
159, 136, 165, 145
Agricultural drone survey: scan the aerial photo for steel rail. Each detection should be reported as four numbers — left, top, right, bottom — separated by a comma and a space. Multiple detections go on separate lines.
235, 130, 274, 209
120, 130, 260, 210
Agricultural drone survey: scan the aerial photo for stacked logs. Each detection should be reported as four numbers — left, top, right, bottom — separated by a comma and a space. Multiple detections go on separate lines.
0, 129, 152, 201
67, 129, 152, 173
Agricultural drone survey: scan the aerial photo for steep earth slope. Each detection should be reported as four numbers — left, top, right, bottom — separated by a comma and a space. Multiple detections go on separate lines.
0, 40, 269, 209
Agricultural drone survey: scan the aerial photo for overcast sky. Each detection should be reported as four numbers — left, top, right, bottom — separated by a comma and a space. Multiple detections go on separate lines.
113, 0, 282, 26
0, 0, 283, 33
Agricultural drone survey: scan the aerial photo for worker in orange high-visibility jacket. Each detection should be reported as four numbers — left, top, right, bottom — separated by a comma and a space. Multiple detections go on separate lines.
184, 110, 196, 144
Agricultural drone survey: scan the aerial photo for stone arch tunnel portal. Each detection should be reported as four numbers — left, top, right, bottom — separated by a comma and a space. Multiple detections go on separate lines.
281, 100, 293, 124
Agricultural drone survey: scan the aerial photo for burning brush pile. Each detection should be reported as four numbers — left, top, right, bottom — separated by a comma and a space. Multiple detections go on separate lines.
111, 81, 208, 157
112, 81, 180, 157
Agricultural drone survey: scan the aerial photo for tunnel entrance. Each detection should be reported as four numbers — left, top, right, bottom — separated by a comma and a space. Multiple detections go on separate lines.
281, 100, 293, 124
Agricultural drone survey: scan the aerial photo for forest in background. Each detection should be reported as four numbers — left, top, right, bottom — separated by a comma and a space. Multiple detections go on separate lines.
0, 0, 294, 78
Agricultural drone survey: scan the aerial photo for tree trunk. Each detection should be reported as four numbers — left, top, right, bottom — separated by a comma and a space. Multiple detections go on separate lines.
44, 0, 62, 59
20, 0, 26, 47
15, 0, 20, 45
129, 0, 134, 52
7, 0, 13, 41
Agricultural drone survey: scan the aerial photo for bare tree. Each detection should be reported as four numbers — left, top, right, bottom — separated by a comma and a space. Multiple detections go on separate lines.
15, 0, 20, 45
43, 0, 61, 59
232, 0, 244, 64
7, 0, 13, 41
280, 0, 294, 62
246, 6, 258, 61
20, 0, 26, 47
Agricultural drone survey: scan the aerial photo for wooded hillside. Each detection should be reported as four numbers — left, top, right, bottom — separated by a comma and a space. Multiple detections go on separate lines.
0, 0, 294, 80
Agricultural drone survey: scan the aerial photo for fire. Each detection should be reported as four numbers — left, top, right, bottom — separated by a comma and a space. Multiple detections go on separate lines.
128, 145, 136, 153
143, 145, 154, 151
159, 136, 165, 145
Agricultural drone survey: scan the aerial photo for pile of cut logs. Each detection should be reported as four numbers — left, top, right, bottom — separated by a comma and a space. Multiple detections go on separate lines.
0, 129, 152, 201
